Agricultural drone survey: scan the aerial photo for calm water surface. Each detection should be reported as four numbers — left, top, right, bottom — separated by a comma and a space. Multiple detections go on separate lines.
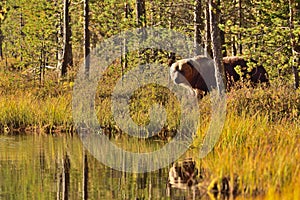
0, 134, 205, 200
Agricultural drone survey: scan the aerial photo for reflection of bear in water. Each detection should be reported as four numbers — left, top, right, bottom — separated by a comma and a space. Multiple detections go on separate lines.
168, 158, 199, 188
169, 55, 269, 97
167, 158, 240, 199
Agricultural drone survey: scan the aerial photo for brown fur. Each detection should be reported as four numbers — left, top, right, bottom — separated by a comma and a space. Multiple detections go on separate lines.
170, 56, 269, 97
170, 55, 215, 97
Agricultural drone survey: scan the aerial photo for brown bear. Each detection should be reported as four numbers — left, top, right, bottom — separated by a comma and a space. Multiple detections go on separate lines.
222, 56, 269, 85
169, 55, 216, 97
169, 55, 269, 97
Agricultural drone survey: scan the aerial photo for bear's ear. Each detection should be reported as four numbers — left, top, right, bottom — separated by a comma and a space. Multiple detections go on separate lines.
168, 53, 176, 67
170, 62, 179, 71
168, 59, 175, 67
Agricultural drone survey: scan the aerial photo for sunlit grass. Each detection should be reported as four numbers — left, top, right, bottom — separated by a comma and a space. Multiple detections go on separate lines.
0, 92, 73, 133
191, 82, 300, 198
192, 112, 300, 195
0, 70, 73, 133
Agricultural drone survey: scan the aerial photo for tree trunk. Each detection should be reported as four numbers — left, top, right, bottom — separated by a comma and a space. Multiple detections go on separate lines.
238, 0, 243, 55
150, 1, 155, 26
122, 2, 131, 74
19, 10, 23, 62
63, 154, 70, 200
136, 0, 146, 63
56, 0, 63, 71
230, 0, 237, 56
194, 0, 203, 56
84, 0, 90, 77
218, 0, 226, 57
0, 29, 3, 59
289, 0, 299, 89
82, 151, 88, 200
204, 2, 212, 57
167, 2, 176, 66
209, 0, 226, 92
136, 0, 146, 27
232, 35, 237, 56
61, 0, 73, 77
0, 1, 7, 60
39, 48, 43, 85
297, 0, 300, 62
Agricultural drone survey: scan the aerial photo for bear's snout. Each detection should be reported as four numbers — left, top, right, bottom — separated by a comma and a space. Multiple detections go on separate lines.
170, 68, 187, 85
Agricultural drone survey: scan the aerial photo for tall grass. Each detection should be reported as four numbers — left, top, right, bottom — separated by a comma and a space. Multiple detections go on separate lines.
193, 112, 300, 194
1, 64, 300, 198
0, 70, 73, 133
0, 92, 72, 133
191, 82, 300, 198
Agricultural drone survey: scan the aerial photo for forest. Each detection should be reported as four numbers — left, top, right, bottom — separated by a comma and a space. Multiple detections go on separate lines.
0, 0, 299, 82
0, 0, 300, 199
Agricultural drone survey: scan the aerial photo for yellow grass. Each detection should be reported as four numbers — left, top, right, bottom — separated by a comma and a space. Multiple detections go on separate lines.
0, 67, 299, 198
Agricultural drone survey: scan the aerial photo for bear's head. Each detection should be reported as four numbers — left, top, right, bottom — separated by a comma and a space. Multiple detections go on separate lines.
170, 59, 197, 86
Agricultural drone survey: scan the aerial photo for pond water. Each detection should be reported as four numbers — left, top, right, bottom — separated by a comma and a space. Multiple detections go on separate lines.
0, 134, 208, 200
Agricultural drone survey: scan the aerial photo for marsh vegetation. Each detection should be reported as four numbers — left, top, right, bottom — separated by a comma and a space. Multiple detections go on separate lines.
0, 0, 300, 199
